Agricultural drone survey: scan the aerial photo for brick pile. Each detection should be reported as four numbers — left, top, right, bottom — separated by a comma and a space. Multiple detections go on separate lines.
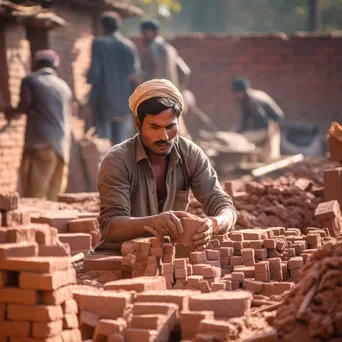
18, 195, 101, 256
71, 276, 260, 341
158, 225, 336, 298
0, 193, 82, 341
273, 238, 342, 341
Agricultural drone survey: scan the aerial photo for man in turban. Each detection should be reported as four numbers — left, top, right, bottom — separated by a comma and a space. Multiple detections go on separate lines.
4, 49, 72, 201
95, 79, 236, 252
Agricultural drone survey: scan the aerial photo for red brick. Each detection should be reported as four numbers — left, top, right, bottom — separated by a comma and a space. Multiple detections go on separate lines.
38, 244, 70, 257
288, 257, 304, 270
0, 288, 37, 304
5, 226, 36, 243
0, 303, 5, 320
35, 226, 58, 245
205, 249, 220, 260
0, 320, 31, 337
19, 268, 76, 291
161, 263, 174, 274
83, 255, 122, 272
174, 258, 187, 269
255, 272, 271, 282
62, 299, 78, 314
107, 334, 125, 342
255, 261, 270, 273
135, 290, 197, 311
250, 240, 263, 249
93, 318, 126, 340
130, 314, 167, 330
0, 192, 19, 210
7, 304, 63, 322
0, 243, 37, 259
58, 233, 91, 252
162, 243, 174, 255
63, 313, 79, 329
132, 302, 178, 317
315, 200, 341, 221
0, 256, 69, 273
271, 282, 295, 294
32, 320, 63, 338
263, 239, 276, 249
42, 286, 72, 305
32, 212, 78, 233
2, 209, 30, 227
104, 276, 166, 292
229, 256, 242, 265
68, 218, 98, 233
90, 230, 101, 246
180, 310, 214, 340
74, 289, 132, 319
61, 328, 82, 342
80, 310, 99, 328
189, 251, 206, 264
243, 279, 263, 294
123, 329, 158, 342
189, 291, 252, 318
231, 272, 244, 282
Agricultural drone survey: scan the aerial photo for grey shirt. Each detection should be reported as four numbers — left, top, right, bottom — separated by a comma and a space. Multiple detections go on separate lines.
96, 134, 236, 251
18, 68, 72, 163
239, 89, 284, 133
87, 32, 141, 121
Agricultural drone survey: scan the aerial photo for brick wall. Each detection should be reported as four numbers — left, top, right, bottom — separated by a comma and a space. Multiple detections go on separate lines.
163, 33, 342, 133
0, 21, 29, 192
49, 3, 94, 94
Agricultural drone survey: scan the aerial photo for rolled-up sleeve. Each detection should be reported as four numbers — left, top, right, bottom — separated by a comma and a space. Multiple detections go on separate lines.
189, 147, 236, 217
97, 152, 131, 237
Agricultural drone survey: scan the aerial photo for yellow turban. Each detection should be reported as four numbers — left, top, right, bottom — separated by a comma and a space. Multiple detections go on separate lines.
129, 79, 184, 118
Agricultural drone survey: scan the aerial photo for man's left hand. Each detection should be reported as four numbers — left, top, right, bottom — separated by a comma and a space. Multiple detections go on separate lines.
193, 218, 214, 251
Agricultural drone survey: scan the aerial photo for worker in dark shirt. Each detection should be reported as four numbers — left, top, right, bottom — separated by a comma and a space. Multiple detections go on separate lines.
232, 77, 285, 160
87, 12, 141, 145
232, 77, 284, 133
4, 50, 72, 200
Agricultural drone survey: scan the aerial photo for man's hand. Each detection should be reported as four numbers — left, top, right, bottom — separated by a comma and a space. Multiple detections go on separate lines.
193, 218, 214, 251
151, 210, 187, 240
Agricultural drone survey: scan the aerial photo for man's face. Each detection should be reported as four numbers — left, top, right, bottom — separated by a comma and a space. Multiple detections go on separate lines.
141, 29, 157, 44
137, 108, 179, 156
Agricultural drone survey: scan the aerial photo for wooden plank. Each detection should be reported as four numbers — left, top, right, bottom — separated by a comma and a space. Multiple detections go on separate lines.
251, 154, 304, 178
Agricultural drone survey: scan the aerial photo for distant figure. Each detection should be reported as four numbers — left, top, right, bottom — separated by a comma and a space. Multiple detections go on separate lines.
140, 19, 191, 138
232, 77, 285, 160
4, 50, 72, 201
87, 12, 141, 145
232, 77, 284, 133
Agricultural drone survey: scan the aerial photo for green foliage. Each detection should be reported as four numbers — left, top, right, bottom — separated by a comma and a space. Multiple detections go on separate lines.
122, 0, 342, 34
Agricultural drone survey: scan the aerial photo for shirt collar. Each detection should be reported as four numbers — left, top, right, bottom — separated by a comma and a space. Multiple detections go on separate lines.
135, 134, 182, 164
38, 67, 57, 75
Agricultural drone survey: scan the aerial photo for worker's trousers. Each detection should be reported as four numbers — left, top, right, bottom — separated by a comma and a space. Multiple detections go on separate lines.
21, 148, 68, 201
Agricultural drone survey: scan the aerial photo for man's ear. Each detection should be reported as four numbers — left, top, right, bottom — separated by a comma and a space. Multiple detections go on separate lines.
134, 117, 141, 131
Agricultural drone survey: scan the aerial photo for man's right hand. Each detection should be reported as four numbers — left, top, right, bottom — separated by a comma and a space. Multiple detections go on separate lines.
152, 210, 187, 240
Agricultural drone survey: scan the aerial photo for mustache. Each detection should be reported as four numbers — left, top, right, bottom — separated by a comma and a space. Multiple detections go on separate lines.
154, 140, 172, 146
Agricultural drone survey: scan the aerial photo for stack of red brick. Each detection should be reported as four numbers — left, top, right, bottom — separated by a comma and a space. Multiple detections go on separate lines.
26, 202, 100, 256
0, 192, 82, 341
71, 275, 255, 342
158, 226, 334, 297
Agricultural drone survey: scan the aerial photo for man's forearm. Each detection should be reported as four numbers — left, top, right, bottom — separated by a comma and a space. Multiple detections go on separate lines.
103, 215, 157, 243
213, 207, 236, 234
